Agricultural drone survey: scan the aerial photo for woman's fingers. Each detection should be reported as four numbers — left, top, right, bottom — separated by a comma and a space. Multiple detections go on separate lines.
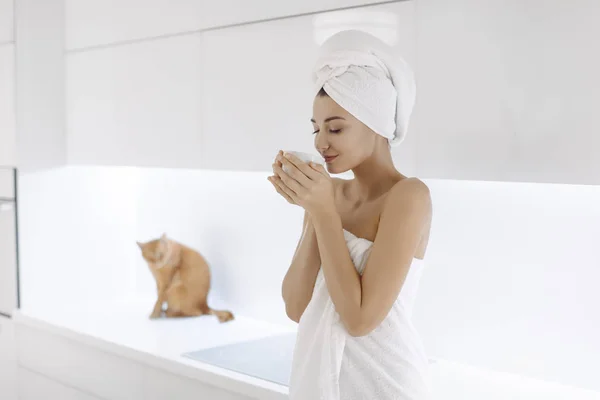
309, 161, 329, 178
268, 176, 296, 204
273, 162, 306, 195
282, 152, 322, 181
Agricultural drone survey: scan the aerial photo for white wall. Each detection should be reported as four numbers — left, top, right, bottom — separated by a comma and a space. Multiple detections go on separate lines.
17, 166, 302, 330
17, 167, 140, 310
414, 179, 600, 392
18, 166, 600, 393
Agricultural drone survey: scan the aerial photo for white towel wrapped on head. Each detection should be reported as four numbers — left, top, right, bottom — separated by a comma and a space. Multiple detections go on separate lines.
312, 30, 416, 146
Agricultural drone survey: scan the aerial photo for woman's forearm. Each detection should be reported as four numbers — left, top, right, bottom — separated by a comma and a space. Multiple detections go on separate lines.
282, 215, 321, 322
311, 208, 363, 333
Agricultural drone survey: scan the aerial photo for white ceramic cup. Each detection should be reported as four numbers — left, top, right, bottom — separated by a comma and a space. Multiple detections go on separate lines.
282, 151, 325, 173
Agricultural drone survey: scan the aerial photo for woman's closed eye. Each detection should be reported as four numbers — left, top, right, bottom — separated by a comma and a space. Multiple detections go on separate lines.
312, 128, 342, 135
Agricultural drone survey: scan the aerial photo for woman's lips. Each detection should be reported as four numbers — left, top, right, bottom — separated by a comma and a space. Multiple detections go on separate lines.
324, 155, 338, 163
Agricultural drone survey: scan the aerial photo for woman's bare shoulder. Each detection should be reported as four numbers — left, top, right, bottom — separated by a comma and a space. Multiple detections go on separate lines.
392, 176, 429, 195
384, 177, 431, 214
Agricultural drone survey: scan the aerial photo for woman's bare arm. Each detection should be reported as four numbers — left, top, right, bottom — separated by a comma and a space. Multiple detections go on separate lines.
281, 211, 321, 322
311, 178, 431, 336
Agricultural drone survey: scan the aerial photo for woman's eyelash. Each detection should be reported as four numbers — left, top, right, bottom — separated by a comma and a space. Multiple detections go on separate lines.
312, 129, 342, 134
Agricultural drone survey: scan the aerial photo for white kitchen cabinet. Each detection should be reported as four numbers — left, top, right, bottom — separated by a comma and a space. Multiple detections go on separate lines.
19, 368, 100, 400
0, 193, 17, 317
66, 1, 416, 171
0, 44, 16, 167
15, 317, 287, 400
143, 367, 253, 400
17, 324, 145, 399
65, 0, 387, 51
0, 0, 13, 44
199, 15, 316, 171
415, 0, 600, 185
0, 317, 17, 400
200, 1, 417, 172
15, 0, 67, 171
0, 168, 14, 197
66, 34, 204, 168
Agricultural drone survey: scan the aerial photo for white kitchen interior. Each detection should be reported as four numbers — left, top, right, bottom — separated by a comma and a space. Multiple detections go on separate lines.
0, 0, 599, 399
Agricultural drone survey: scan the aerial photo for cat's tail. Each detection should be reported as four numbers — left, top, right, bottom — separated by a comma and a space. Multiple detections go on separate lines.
200, 303, 234, 323
208, 308, 234, 323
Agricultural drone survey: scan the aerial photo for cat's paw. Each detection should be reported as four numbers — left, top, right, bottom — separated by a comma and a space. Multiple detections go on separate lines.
149, 311, 162, 319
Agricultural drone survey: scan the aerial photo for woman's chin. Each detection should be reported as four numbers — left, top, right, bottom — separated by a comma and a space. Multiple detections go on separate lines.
326, 163, 346, 175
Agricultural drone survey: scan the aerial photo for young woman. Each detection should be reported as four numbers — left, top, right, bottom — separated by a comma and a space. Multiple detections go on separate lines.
268, 30, 432, 399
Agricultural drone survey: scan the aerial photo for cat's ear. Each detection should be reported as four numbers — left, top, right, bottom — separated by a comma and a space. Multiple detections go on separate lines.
159, 233, 168, 244
136, 241, 144, 249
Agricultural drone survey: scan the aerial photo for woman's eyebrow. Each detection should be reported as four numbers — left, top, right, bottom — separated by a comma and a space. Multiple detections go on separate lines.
310, 116, 346, 123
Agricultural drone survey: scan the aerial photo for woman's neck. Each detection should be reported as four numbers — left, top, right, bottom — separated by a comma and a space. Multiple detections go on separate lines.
350, 145, 403, 202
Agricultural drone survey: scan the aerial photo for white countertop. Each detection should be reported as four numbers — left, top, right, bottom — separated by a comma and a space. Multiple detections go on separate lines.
13, 303, 600, 400
14, 302, 295, 399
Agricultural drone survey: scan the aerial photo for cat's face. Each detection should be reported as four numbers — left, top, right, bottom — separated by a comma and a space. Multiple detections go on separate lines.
137, 234, 169, 264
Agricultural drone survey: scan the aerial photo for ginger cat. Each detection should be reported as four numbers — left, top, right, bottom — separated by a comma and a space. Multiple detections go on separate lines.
137, 234, 234, 323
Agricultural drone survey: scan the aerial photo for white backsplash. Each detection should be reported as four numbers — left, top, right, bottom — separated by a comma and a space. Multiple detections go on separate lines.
17, 166, 600, 391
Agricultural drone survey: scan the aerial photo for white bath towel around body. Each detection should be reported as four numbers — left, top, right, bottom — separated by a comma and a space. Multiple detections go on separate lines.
289, 229, 431, 400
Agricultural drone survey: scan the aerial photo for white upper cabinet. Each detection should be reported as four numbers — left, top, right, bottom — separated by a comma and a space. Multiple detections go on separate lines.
0, 45, 15, 167
199, 15, 317, 171
66, 34, 204, 168
66, 1, 416, 171
65, 0, 387, 51
201, 1, 417, 172
0, 0, 13, 43
415, 0, 600, 185
0, 0, 15, 168
15, 0, 67, 171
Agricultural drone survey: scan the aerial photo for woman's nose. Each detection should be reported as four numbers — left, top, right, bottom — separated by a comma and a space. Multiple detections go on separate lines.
314, 131, 329, 152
